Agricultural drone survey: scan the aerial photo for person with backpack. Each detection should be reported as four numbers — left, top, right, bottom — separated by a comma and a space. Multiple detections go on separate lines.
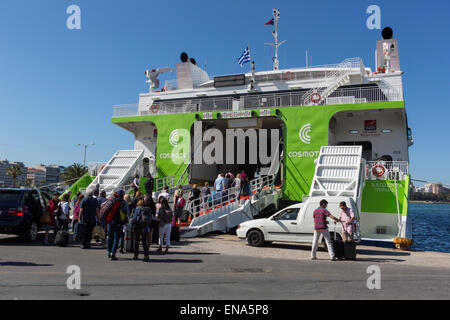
173, 187, 185, 224
56, 193, 70, 232
101, 191, 124, 261
117, 192, 131, 254
131, 198, 150, 262
156, 197, 173, 254
78, 191, 100, 249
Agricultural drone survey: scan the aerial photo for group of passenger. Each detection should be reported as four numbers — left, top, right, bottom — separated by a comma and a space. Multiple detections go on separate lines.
41, 169, 269, 261
42, 173, 179, 262
165, 170, 255, 220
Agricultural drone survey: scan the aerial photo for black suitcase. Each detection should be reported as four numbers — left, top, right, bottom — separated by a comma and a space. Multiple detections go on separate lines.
331, 226, 344, 259
170, 226, 180, 242
332, 240, 344, 259
55, 230, 69, 247
344, 241, 357, 260
124, 223, 134, 253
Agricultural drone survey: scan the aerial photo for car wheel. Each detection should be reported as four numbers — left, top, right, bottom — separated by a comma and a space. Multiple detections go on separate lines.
22, 222, 38, 242
247, 229, 265, 247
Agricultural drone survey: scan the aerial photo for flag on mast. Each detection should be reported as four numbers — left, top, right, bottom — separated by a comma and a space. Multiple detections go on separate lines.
238, 46, 251, 67
264, 18, 274, 25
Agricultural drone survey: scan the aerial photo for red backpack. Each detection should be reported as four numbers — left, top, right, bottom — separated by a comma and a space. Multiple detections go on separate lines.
100, 196, 121, 223
177, 197, 186, 208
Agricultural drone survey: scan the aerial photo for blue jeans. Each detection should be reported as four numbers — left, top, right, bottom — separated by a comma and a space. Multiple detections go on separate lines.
107, 223, 122, 255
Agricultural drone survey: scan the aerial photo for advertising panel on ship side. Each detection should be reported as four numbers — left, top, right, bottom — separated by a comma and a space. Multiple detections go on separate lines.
364, 120, 377, 131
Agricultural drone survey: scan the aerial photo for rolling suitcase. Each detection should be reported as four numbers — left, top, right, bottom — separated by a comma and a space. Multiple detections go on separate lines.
170, 226, 180, 242
344, 240, 357, 260
332, 223, 344, 259
124, 223, 134, 253
55, 230, 69, 247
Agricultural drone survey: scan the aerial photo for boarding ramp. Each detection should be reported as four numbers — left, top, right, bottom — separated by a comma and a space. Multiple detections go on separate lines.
85, 150, 144, 196
181, 175, 282, 238
309, 146, 366, 208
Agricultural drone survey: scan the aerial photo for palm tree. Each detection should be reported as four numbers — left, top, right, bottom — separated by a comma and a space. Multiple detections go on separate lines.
61, 163, 88, 184
7, 165, 23, 188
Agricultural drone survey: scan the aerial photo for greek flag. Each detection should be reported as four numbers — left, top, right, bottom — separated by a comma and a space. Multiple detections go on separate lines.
238, 46, 251, 67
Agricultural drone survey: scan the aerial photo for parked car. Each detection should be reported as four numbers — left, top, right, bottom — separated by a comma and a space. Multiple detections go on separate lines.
0, 188, 53, 241
237, 196, 361, 250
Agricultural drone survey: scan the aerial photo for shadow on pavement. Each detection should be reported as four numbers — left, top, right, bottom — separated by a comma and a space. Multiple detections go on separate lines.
351, 258, 406, 263
0, 261, 53, 267
357, 248, 411, 257
264, 243, 323, 252
147, 259, 203, 263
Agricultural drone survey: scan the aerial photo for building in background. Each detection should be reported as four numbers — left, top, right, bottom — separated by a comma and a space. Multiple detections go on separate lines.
44, 165, 61, 186
27, 166, 47, 187
415, 183, 445, 195
25, 164, 65, 188
0, 160, 28, 187
431, 183, 443, 195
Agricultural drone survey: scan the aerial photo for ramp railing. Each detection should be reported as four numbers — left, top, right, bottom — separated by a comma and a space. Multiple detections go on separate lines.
186, 174, 276, 223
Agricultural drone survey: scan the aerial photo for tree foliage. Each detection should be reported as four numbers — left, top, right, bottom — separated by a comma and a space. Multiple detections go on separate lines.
6, 165, 23, 188
410, 191, 450, 203
61, 163, 88, 184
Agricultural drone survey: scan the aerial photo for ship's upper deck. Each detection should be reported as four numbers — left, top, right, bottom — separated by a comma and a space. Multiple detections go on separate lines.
113, 57, 404, 118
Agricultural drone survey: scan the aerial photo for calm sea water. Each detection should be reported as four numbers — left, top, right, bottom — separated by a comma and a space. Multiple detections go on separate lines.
408, 202, 450, 253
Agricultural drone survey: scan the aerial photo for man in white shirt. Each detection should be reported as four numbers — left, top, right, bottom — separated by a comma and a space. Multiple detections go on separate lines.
57, 193, 71, 231
133, 175, 140, 197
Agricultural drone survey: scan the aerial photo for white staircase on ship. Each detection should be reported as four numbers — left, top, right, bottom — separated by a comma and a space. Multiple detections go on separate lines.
309, 146, 366, 207
303, 58, 363, 106
86, 150, 144, 196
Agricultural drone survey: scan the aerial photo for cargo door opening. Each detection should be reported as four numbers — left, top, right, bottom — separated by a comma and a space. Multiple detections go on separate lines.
190, 117, 284, 185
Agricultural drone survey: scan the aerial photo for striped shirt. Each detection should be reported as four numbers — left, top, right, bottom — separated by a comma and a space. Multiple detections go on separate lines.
313, 207, 331, 230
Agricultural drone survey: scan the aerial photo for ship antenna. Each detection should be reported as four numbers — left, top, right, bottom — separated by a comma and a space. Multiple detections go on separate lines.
265, 8, 286, 70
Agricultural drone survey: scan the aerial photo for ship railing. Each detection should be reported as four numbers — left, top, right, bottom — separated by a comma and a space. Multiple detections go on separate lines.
87, 162, 106, 177
186, 174, 276, 221
155, 174, 189, 192
366, 161, 409, 181
112, 84, 403, 118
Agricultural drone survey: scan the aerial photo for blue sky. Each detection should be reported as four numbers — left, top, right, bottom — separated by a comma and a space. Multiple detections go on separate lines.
0, 0, 449, 185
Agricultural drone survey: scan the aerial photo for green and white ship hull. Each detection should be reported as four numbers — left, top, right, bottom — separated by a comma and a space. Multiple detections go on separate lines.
70, 24, 413, 244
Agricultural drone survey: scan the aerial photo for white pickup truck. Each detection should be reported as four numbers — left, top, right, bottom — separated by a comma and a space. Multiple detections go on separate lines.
236, 196, 361, 249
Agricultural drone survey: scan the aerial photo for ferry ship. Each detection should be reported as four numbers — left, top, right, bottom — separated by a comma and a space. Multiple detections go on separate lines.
70, 10, 413, 243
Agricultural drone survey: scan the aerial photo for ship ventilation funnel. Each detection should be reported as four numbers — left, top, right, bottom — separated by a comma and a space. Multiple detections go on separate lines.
382, 27, 393, 40
180, 52, 189, 63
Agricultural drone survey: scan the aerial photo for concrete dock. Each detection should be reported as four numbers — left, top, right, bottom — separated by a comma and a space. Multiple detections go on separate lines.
0, 233, 449, 300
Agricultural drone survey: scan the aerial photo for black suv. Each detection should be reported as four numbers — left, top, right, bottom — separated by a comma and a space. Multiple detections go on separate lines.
0, 188, 53, 241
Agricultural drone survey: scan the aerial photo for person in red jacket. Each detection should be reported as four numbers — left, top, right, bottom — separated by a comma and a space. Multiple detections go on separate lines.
43, 192, 60, 244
